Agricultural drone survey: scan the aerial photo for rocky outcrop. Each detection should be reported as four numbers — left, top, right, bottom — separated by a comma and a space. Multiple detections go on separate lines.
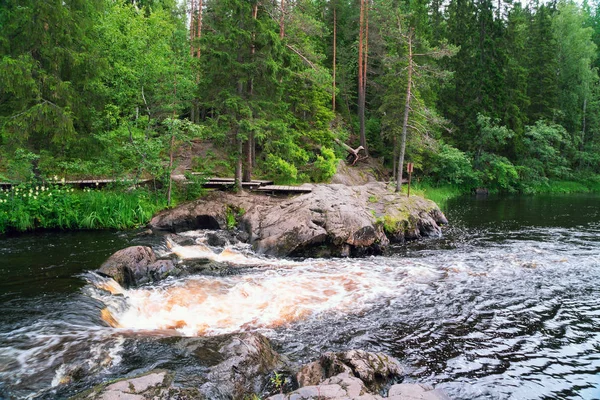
73, 333, 289, 400
150, 181, 447, 257
199, 332, 290, 399
97, 246, 156, 287
269, 375, 449, 400
270, 350, 449, 400
96, 246, 179, 287
296, 350, 403, 392
72, 334, 449, 400
71, 370, 202, 400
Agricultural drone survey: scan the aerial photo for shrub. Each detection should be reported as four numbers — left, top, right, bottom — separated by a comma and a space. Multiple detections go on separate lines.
264, 154, 298, 184
476, 153, 519, 192
429, 144, 479, 188
310, 147, 338, 182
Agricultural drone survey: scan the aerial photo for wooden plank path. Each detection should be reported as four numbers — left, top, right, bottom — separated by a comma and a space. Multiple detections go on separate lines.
1, 176, 312, 195
256, 185, 313, 194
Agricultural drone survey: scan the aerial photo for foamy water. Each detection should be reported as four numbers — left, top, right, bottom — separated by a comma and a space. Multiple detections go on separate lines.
92, 257, 441, 336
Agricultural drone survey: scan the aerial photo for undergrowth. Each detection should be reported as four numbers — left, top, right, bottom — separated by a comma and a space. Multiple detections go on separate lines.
0, 180, 167, 233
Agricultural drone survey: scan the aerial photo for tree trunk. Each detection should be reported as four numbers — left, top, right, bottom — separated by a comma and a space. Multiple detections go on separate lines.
396, 30, 413, 193
581, 97, 587, 152
358, 0, 367, 153
280, 0, 285, 39
189, 0, 196, 57
392, 132, 398, 182
235, 30, 244, 190
243, 2, 258, 182
332, 1, 337, 111
196, 0, 202, 58
167, 132, 175, 206
235, 134, 243, 188
363, 0, 369, 96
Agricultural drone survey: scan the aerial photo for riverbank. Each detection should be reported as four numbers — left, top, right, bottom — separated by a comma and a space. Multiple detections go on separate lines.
411, 175, 600, 210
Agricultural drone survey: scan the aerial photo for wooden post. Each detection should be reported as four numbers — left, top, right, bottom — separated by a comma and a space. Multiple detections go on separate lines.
406, 162, 413, 198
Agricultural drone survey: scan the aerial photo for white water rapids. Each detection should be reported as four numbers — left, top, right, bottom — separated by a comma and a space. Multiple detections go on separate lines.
90, 234, 445, 336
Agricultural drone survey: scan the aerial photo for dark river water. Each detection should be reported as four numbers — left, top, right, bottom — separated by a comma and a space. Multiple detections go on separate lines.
1, 194, 599, 399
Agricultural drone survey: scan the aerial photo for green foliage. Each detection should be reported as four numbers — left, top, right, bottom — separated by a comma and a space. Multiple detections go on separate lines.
4, 148, 39, 182
0, 181, 165, 233
270, 371, 284, 394
311, 147, 338, 182
519, 121, 571, 179
264, 154, 299, 184
428, 144, 478, 187
474, 114, 515, 155
174, 172, 207, 202
2, 0, 600, 202
224, 205, 244, 230
476, 153, 519, 192
410, 182, 464, 210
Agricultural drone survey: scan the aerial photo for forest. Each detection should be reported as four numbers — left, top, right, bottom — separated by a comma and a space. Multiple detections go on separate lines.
2, 0, 600, 197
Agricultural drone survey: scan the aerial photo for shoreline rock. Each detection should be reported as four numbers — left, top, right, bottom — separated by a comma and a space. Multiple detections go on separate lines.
72, 333, 449, 400
149, 182, 447, 257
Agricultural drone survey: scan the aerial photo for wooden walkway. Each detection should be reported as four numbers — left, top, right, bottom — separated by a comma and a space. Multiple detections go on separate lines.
202, 178, 311, 194
0, 176, 312, 195
256, 185, 313, 194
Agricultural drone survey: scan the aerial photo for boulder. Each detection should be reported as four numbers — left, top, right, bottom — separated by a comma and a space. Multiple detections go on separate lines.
269, 372, 375, 400
147, 259, 176, 281
70, 370, 203, 400
205, 230, 238, 247
150, 181, 446, 257
387, 383, 450, 400
296, 350, 403, 393
200, 332, 290, 399
97, 246, 156, 287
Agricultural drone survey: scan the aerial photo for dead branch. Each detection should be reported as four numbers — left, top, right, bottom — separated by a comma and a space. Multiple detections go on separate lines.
334, 138, 366, 166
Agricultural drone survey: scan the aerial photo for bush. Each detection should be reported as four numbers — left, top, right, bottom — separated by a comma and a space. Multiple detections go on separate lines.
519, 121, 571, 180
310, 147, 338, 182
264, 154, 298, 184
429, 144, 479, 188
477, 153, 519, 192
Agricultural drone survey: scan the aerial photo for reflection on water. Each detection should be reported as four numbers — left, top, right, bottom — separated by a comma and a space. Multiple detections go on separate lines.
0, 194, 599, 399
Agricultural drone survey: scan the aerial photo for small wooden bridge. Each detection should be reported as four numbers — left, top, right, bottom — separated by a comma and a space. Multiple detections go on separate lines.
193, 176, 313, 195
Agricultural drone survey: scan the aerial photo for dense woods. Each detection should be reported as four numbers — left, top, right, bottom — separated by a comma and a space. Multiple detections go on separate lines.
2, 0, 600, 194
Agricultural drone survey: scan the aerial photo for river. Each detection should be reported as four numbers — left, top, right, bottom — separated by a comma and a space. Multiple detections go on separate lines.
0, 194, 599, 399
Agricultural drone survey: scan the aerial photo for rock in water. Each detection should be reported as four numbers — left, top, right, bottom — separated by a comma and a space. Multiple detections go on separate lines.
296, 350, 403, 392
200, 332, 289, 399
271, 349, 449, 400
150, 181, 447, 257
97, 246, 156, 287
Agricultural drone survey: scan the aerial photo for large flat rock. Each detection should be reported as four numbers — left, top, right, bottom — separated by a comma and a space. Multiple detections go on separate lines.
150, 182, 447, 257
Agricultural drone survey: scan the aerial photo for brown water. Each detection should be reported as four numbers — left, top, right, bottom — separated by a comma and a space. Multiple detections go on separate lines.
1, 194, 599, 399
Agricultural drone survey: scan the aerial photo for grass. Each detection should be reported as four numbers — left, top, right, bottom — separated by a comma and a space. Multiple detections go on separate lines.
406, 183, 464, 210
0, 182, 167, 233
524, 178, 600, 194
410, 174, 600, 210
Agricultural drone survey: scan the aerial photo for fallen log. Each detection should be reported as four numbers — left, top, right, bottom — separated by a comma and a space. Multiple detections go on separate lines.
334, 138, 368, 166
